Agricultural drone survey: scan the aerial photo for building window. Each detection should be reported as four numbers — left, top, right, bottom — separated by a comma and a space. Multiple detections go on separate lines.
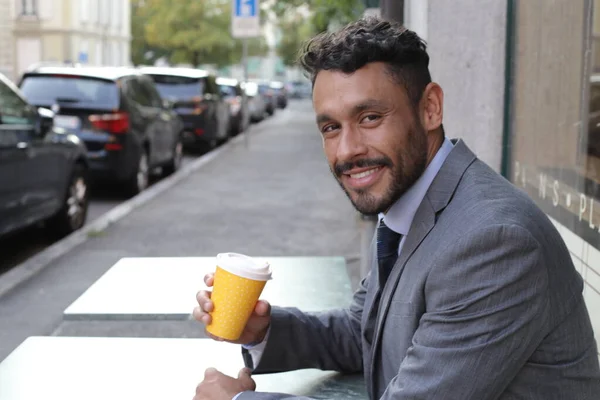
507, 0, 599, 251
21, 0, 37, 16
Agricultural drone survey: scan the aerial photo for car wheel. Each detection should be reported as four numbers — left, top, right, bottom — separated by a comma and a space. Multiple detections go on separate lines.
47, 164, 89, 238
126, 151, 149, 196
164, 136, 183, 176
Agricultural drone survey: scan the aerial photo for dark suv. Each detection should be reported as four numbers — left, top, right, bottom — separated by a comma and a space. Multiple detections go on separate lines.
0, 72, 89, 238
139, 67, 230, 152
19, 66, 184, 196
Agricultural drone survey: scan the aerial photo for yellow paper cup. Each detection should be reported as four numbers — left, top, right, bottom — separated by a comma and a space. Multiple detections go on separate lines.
206, 253, 272, 341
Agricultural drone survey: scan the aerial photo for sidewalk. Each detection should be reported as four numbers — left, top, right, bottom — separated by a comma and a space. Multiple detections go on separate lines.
0, 100, 362, 361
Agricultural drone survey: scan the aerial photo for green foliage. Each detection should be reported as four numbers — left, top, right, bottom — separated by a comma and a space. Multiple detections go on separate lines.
134, 0, 268, 68
274, 0, 366, 66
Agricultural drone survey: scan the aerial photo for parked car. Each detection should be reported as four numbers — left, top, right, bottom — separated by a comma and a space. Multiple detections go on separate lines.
242, 82, 267, 123
217, 77, 247, 136
269, 81, 288, 109
19, 66, 184, 196
139, 67, 230, 152
0, 72, 89, 238
254, 81, 277, 116
288, 80, 312, 99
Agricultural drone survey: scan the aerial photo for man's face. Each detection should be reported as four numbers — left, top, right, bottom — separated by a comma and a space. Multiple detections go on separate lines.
313, 62, 429, 215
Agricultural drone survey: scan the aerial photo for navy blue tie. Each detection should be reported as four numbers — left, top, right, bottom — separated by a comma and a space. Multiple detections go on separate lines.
364, 219, 403, 344
377, 220, 402, 287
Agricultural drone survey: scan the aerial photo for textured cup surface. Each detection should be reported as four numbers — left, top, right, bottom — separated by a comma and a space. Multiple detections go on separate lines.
206, 253, 271, 341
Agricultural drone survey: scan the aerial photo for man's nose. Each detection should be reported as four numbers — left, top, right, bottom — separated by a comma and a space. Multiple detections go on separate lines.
336, 127, 368, 162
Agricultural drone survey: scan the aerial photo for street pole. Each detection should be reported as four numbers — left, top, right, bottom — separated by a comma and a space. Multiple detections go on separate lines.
242, 38, 249, 148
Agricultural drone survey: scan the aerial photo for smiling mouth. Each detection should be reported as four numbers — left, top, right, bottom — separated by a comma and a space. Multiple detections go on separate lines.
348, 167, 381, 179
341, 166, 385, 190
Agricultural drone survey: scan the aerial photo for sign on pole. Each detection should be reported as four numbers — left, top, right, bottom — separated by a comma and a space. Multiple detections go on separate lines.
232, 0, 261, 38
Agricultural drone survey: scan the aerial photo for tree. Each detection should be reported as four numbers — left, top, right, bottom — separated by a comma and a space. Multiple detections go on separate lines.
273, 0, 366, 66
140, 0, 267, 68
130, 0, 170, 65
276, 17, 313, 67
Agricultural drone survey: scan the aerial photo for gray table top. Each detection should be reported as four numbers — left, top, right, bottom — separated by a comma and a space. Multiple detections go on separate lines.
64, 257, 353, 320
0, 336, 367, 399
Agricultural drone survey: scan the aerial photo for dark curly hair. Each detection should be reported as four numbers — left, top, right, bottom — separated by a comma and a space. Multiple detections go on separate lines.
299, 17, 431, 108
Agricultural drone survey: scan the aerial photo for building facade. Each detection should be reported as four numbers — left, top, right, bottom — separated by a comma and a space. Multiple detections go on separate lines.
11, 0, 131, 81
0, 0, 14, 79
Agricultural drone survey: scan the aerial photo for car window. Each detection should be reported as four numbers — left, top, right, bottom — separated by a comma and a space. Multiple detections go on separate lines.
0, 80, 36, 148
220, 85, 236, 98
126, 78, 153, 107
149, 75, 205, 100
19, 75, 119, 109
139, 77, 163, 108
0, 79, 36, 126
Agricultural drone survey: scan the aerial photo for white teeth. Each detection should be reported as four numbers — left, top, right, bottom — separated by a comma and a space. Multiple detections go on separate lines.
350, 168, 378, 179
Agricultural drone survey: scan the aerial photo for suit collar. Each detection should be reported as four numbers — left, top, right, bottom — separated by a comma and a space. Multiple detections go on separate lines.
426, 139, 477, 213
366, 139, 478, 398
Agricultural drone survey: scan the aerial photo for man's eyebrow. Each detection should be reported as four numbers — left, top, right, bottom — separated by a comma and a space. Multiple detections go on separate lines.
316, 113, 333, 125
352, 99, 388, 113
315, 99, 388, 125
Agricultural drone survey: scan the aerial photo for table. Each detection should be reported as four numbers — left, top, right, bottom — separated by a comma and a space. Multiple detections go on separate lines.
0, 336, 366, 400
63, 257, 353, 320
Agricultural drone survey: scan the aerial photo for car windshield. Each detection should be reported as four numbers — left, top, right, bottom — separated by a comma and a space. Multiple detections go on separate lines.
149, 75, 204, 100
19, 75, 119, 108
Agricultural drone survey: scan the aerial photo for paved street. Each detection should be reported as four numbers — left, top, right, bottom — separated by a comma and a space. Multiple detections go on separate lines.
0, 100, 363, 362
0, 157, 197, 275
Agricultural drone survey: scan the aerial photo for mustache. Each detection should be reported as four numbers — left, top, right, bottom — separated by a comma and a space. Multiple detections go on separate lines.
334, 157, 393, 176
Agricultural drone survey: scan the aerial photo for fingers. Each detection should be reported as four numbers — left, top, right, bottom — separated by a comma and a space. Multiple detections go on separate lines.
254, 300, 271, 317
203, 273, 215, 287
193, 290, 214, 324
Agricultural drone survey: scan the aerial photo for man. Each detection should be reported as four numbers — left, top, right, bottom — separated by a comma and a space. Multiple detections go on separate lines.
193, 17, 600, 399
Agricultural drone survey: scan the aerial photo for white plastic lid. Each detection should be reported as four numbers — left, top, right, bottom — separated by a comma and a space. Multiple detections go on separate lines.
216, 252, 272, 281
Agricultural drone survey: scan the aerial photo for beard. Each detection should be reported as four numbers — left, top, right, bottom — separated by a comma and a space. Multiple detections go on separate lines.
331, 124, 429, 216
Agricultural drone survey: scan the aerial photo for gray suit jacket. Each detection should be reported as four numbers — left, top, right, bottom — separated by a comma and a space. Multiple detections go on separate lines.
240, 140, 600, 399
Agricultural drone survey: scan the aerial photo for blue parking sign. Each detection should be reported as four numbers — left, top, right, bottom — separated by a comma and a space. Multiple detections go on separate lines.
235, 0, 257, 17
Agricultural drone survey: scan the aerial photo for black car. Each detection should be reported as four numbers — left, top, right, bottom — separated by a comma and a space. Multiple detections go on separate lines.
217, 77, 248, 136
139, 67, 230, 152
19, 66, 184, 196
0, 72, 89, 238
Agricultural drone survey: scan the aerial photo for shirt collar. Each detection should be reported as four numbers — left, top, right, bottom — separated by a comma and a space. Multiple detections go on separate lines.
379, 138, 454, 235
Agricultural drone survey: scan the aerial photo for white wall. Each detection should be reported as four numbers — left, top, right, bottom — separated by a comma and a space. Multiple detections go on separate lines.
408, 0, 507, 172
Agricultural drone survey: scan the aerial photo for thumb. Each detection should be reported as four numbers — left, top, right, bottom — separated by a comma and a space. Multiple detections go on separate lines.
204, 367, 219, 380
238, 367, 252, 379
238, 368, 256, 390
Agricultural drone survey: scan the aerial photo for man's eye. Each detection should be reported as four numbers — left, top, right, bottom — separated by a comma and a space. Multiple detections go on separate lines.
362, 115, 381, 123
322, 124, 339, 133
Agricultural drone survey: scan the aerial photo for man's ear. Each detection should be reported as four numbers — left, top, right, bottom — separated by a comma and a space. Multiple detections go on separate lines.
420, 82, 444, 132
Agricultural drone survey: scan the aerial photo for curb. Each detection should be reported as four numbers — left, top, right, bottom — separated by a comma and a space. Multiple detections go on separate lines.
0, 132, 248, 300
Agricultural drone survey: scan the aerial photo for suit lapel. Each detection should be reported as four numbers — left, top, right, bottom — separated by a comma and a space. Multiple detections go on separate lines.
366, 139, 477, 398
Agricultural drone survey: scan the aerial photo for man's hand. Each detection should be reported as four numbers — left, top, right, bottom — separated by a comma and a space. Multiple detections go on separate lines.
193, 272, 272, 345
193, 368, 256, 400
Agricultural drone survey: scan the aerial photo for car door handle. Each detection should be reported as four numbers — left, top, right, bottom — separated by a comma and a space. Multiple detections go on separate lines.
16, 142, 28, 150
